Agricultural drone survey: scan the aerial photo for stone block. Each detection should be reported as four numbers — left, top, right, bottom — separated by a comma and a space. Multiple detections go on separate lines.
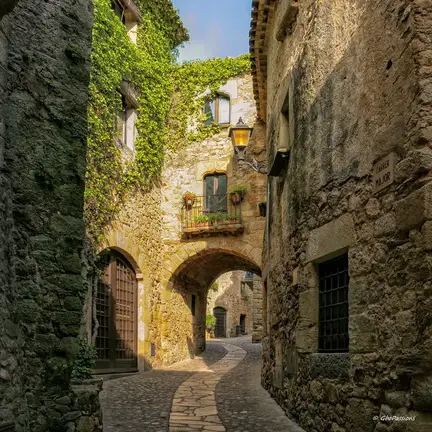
305, 214, 355, 263
384, 391, 408, 408
374, 212, 396, 237
285, 347, 298, 376
292, 266, 299, 285
395, 182, 432, 231
411, 375, 432, 411
421, 220, 432, 250
299, 289, 318, 324
345, 398, 377, 432
349, 314, 377, 354
296, 325, 318, 353
404, 412, 432, 432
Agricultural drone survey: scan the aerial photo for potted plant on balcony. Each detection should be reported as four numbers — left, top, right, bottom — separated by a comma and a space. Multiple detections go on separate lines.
229, 185, 248, 205
227, 213, 241, 224
194, 214, 209, 228
183, 191, 196, 210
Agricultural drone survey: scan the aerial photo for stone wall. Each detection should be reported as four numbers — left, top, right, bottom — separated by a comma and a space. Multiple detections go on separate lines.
207, 271, 254, 337
0, 1, 101, 431
104, 73, 266, 368
259, 1, 432, 431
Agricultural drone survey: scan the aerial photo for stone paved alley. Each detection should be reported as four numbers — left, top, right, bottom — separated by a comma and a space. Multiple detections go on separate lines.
101, 337, 304, 432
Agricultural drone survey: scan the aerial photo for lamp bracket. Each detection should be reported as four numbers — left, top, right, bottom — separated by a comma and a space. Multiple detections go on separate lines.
235, 148, 267, 174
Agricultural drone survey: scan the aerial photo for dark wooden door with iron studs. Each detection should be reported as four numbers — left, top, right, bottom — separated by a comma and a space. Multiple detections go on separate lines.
94, 250, 138, 373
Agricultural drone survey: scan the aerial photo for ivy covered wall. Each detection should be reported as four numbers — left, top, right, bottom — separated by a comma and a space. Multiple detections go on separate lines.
86, 0, 254, 369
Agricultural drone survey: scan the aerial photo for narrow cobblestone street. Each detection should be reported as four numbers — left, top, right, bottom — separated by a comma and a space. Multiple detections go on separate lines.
101, 337, 304, 432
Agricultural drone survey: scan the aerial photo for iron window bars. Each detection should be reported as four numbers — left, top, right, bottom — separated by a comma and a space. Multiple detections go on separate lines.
318, 254, 349, 353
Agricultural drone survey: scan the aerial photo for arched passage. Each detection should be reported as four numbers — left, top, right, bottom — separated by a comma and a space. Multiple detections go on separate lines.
160, 247, 261, 365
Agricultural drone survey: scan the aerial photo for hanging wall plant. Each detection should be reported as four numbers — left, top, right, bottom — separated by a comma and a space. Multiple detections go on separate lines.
183, 191, 197, 209
229, 185, 248, 205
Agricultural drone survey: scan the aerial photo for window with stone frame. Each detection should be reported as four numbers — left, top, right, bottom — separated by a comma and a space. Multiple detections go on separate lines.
110, 0, 140, 43
318, 253, 350, 353
203, 93, 231, 126
115, 90, 138, 152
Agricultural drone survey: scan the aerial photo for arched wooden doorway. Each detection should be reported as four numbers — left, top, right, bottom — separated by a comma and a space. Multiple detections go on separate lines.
213, 307, 227, 338
94, 249, 138, 373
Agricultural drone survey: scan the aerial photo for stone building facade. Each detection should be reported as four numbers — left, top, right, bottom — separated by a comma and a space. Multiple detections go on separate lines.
100, 73, 266, 370
206, 271, 254, 338
250, 1, 432, 431
0, 1, 102, 431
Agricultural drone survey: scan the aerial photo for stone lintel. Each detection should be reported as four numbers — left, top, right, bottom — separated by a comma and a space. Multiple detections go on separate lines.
305, 213, 355, 263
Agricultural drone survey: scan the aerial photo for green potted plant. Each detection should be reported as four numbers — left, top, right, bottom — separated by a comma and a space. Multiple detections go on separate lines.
206, 314, 216, 337
194, 214, 209, 228
183, 191, 197, 209
229, 185, 248, 205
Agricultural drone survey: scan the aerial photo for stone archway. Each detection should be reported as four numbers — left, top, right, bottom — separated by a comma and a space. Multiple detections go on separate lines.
158, 242, 262, 365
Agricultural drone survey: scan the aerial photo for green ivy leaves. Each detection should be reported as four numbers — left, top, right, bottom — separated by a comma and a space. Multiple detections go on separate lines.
85, 0, 250, 246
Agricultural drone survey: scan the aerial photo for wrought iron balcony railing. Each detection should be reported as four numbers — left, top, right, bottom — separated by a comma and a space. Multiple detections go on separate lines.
181, 194, 243, 236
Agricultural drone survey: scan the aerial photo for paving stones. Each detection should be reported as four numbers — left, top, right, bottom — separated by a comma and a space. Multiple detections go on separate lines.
100, 343, 227, 432
101, 338, 305, 432
215, 336, 306, 432
169, 344, 246, 432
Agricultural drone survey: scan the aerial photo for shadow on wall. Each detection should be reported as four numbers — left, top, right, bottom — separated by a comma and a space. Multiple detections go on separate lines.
0, 0, 19, 20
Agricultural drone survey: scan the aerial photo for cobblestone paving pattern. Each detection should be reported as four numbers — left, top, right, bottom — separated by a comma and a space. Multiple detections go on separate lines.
169, 343, 246, 432
215, 336, 306, 432
100, 343, 227, 432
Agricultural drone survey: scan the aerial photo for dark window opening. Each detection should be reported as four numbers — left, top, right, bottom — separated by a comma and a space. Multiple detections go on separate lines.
111, 0, 126, 25
191, 294, 196, 316
203, 94, 230, 125
318, 254, 349, 353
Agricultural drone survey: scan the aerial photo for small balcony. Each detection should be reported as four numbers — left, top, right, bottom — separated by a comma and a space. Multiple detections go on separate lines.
181, 194, 244, 238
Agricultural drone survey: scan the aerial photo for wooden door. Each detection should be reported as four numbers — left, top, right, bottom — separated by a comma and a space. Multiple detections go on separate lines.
213, 307, 226, 338
94, 250, 138, 373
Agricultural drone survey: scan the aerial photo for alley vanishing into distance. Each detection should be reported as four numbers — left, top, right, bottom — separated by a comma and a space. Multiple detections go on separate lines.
101, 337, 304, 432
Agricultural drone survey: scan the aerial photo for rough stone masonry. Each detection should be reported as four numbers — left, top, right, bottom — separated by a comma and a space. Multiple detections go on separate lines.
250, 0, 432, 431
0, 1, 101, 431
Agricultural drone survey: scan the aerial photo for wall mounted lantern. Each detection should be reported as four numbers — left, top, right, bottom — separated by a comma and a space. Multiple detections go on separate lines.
229, 117, 267, 174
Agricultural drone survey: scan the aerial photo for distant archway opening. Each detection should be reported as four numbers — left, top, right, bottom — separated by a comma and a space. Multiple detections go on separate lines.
213, 307, 227, 338
94, 248, 138, 373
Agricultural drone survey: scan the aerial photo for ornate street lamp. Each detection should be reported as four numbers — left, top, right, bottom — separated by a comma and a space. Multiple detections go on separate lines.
229, 118, 267, 174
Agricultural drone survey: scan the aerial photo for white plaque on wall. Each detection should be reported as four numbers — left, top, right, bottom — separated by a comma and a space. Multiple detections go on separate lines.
373, 152, 396, 193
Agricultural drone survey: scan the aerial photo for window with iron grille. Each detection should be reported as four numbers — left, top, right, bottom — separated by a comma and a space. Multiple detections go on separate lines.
318, 254, 349, 353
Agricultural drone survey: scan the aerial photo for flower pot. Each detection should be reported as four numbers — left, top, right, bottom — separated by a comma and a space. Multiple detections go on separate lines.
231, 192, 241, 205
184, 197, 195, 210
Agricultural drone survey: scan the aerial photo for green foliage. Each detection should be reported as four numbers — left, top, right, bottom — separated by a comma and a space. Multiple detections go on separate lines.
86, 0, 184, 243
194, 212, 240, 223
210, 282, 219, 292
229, 185, 248, 195
85, 0, 250, 246
71, 338, 97, 381
206, 314, 216, 328
167, 54, 251, 151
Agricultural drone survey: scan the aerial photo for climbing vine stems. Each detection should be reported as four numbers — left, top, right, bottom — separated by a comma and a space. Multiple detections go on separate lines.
85, 0, 250, 245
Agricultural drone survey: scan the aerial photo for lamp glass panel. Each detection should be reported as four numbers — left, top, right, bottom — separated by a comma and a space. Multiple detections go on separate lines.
233, 129, 250, 147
